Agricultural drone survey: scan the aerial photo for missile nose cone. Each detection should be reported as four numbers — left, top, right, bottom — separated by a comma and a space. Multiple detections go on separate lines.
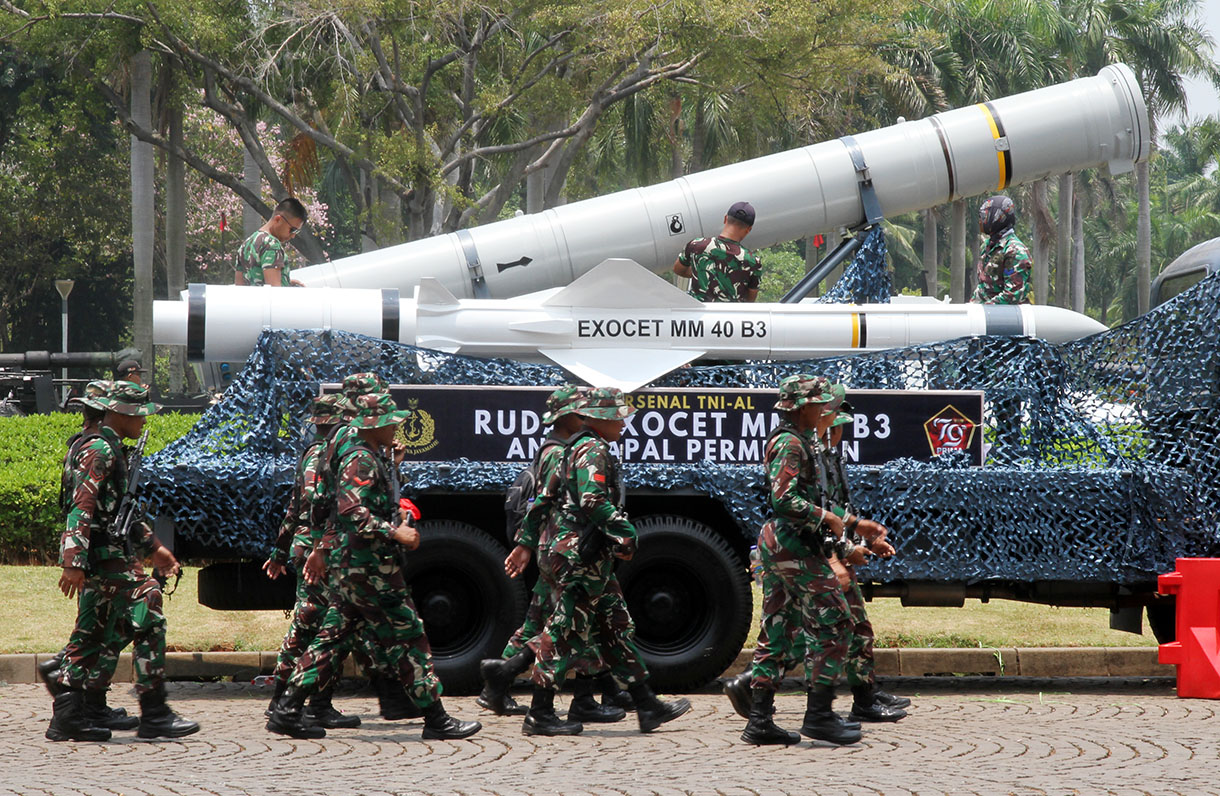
1027, 305, 1108, 344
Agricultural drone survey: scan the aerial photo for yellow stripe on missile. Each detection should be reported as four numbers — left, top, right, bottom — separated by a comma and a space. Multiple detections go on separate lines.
851, 313, 860, 348
976, 103, 1007, 189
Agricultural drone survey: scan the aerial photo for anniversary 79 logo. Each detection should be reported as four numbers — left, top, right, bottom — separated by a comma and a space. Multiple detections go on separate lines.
923, 405, 977, 456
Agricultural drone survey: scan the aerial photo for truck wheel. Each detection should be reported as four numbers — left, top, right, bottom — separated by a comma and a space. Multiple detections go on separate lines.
617, 515, 752, 692
403, 520, 526, 695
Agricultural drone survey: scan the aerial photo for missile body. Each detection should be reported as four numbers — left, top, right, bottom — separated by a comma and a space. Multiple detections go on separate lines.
155, 260, 1106, 390
292, 65, 1147, 300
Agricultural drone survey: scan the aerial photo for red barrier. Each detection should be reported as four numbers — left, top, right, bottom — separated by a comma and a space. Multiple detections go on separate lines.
1158, 557, 1220, 699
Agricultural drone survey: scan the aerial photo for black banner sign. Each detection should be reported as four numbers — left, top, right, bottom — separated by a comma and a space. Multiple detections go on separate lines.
321, 385, 984, 466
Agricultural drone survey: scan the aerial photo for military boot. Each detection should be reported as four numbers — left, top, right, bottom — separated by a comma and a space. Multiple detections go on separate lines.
874, 688, 911, 709
740, 688, 800, 746
264, 678, 287, 718
628, 682, 691, 733
369, 672, 421, 720
266, 685, 325, 739
421, 700, 482, 740
567, 675, 626, 723
522, 687, 583, 736
83, 689, 139, 731
37, 652, 67, 697
799, 685, 861, 745
722, 671, 752, 719
477, 648, 533, 716
45, 691, 111, 742
597, 672, 635, 711
305, 685, 361, 728
849, 684, 907, 722
137, 685, 201, 739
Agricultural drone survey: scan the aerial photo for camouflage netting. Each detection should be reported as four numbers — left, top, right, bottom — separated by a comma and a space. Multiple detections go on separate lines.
143, 265, 1220, 587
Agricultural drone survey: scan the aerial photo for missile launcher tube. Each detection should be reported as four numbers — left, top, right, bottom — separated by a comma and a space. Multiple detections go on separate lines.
291, 65, 1147, 300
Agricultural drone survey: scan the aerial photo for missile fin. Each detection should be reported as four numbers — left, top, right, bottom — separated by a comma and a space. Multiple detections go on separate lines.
542, 258, 702, 310
415, 336, 463, 354
507, 318, 578, 336
415, 278, 462, 307
540, 347, 702, 392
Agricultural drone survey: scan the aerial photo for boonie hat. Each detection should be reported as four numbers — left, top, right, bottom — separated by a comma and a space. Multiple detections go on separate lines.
822, 383, 847, 413
773, 374, 833, 411
308, 393, 347, 426
69, 380, 112, 412
115, 359, 147, 380
542, 385, 587, 426
342, 372, 388, 400
830, 399, 855, 429
349, 391, 411, 429
578, 387, 635, 420
727, 201, 756, 227
96, 381, 161, 417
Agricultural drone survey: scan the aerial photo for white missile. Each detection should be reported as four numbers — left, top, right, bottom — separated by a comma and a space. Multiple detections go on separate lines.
155, 259, 1106, 391
290, 64, 1147, 300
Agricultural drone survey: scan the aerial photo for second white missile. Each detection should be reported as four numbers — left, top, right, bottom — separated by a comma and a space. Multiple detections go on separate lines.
155, 259, 1106, 390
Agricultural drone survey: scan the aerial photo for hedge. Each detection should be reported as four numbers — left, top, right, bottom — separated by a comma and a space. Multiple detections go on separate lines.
0, 412, 199, 562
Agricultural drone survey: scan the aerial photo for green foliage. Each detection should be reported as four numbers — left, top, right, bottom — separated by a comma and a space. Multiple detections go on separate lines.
0, 413, 198, 562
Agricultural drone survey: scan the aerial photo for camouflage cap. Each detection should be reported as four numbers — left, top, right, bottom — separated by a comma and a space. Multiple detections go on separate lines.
822, 383, 847, 413
342, 372, 388, 400
577, 387, 635, 420
773, 374, 833, 411
69, 379, 113, 412
830, 399, 855, 429
541, 385, 587, 426
348, 391, 411, 429
308, 393, 347, 426
96, 381, 161, 417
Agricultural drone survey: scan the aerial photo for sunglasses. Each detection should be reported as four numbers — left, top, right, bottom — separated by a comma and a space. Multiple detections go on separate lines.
280, 215, 304, 237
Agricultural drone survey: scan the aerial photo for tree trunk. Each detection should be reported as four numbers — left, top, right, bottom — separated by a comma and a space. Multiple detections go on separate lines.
1055, 173, 1073, 308
1136, 159, 1151, 315
1032, 178, 1052, 304
950, 200, 966, 302
922, 208, 938, 297
130, 51, 154, 380
243, 148, 261, 235
691, 98, 706, 173
966, 211, 979, 298
805, 236, 820, 297
1071, 190, 1085, 313
166, 105, 186, 394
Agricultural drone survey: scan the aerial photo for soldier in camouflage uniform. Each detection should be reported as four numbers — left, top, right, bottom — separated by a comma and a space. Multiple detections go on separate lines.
735, 375, 859, 746
39, 381, 137, 733
267, 391, 481, 740
489, 387, 689, 737
821, 397, 910, 722
480, 386, 630, 722
262, 392, 388, 728
45, 381, 199, 742
971, 195, 1032, 305
234, 197, 307, 286
672, 201, 762, 302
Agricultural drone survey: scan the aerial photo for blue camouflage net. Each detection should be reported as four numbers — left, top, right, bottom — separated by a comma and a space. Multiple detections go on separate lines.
815, 228, 893, 305
141, 269, 1220, 588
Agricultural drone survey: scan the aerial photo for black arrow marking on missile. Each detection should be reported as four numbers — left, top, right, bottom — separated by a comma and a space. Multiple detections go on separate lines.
496, 256, 533, 273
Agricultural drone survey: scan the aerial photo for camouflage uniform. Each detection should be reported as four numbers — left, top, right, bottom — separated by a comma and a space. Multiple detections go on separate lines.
678, 236, 762, 302
55, 388, 166, 697
236, 229, 292, 286
287, 393, 441, 706
972, 196, 1032, 304
748, 377, 853, 692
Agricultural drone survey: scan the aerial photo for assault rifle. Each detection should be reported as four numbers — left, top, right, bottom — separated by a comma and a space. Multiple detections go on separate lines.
113, 428, 150, 560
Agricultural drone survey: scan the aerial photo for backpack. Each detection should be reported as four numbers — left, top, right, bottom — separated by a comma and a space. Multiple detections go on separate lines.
504, 436, 566, 537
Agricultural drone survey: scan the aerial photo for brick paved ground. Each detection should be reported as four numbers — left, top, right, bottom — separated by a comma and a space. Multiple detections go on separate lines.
1, 677, 1216, 795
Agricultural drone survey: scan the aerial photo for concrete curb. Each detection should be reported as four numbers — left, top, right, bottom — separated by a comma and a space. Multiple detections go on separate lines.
0, 647, 1171, 685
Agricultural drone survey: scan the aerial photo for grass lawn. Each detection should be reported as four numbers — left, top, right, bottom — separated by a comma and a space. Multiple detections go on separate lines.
0, 566, 1157, 654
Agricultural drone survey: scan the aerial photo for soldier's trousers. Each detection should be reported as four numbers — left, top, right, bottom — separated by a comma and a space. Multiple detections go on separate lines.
502, 577, 549, 659
528, 555, 647, 691
287, 564, 441, 708
749, 522, 852, 690
272, 566, 387, 688
843, 571, 875, 687
57, 573, 166, 695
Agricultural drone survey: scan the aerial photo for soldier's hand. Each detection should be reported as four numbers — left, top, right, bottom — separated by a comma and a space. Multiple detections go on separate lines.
857, 519, 888, 543
151, 547, 181, 579
391, 439, 407, 465
393, 522, 420, 551
504, 545, 531, 578
822, 512, 845, 538
846, 545, 870, 567
262, 558, 287, 580
59, 567, 85, 599
829, 556, 851, 590
303, 548, 327, 585
870, 538, 896, 558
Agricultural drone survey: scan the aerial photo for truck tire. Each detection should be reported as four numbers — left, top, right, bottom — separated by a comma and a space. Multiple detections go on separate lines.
403, 519, 527, 694
617, 515, 752, 692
